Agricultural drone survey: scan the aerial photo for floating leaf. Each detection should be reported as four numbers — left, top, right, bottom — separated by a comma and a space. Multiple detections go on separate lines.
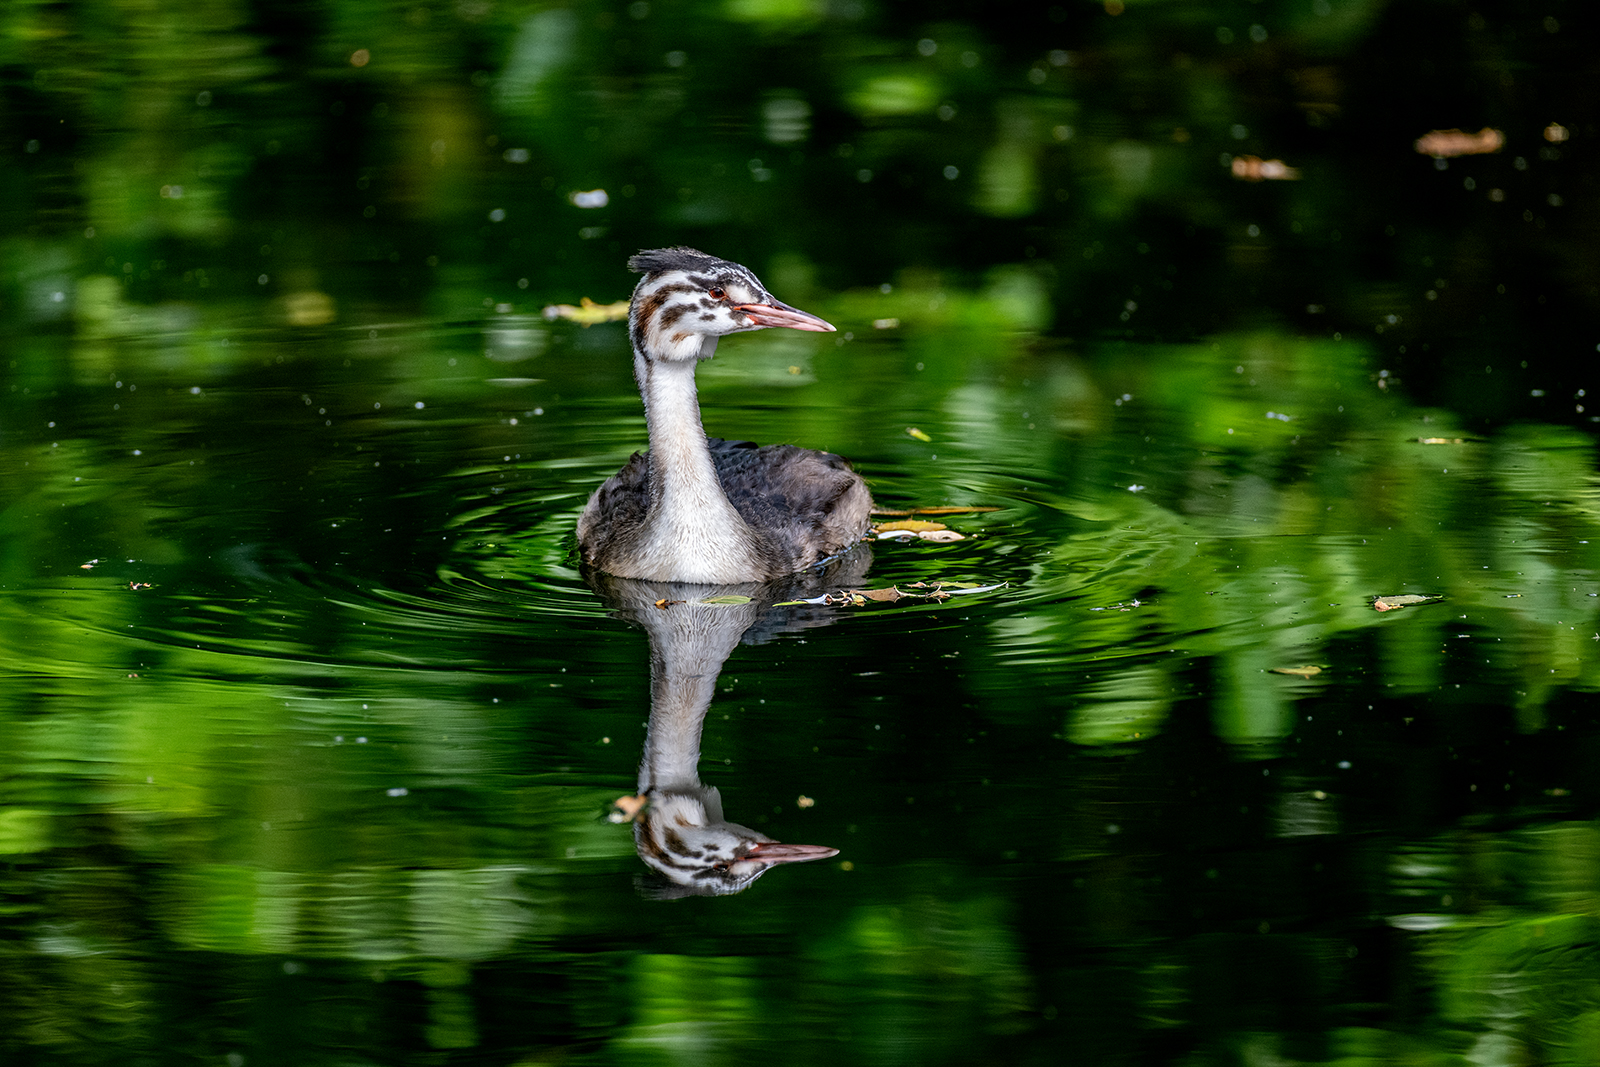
874, 518, 966, 542
871, 505, 1001, 516
906, 427, 932, 442
699, 595, 753, 605
1373, 593, 1442, 612
906, 580, 1008, 596
940, 581, 1006, 595
1231, 155, 1300, 181
1414, 127, 1503, 158
1271, 664, 1325, 678
774, 578, 1006, 609
541, 296, 630, 326
874, 519, 947, 533
652, 598, 686, 610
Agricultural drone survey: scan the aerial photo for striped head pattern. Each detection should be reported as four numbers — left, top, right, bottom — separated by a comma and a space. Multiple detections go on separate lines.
627, 246, 835, 364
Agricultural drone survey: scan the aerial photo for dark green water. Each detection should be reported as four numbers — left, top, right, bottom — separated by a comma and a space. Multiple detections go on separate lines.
5, 1, 1600, 1064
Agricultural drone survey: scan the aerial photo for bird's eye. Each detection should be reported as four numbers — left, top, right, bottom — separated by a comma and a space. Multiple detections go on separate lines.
708, 286, 726, 300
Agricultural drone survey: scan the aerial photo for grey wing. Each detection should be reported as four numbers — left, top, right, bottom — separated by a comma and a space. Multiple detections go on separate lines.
709, 439, 872, 570
577, 451, 651, 564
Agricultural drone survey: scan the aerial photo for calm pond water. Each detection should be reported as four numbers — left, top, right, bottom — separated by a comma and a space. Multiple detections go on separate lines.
5, 0, 1600, 1064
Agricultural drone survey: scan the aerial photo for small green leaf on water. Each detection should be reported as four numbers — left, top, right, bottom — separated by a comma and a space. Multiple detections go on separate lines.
907, 427, 932, 442
699, 595, 753, 605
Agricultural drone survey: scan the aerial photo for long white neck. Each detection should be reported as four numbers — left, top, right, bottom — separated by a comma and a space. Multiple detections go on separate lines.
636, 595, 753, 795
628, 343, 766, 583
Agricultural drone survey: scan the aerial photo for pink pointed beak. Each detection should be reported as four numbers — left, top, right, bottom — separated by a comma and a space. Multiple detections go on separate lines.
745, 841, 840, 865
734, 300, 836, 333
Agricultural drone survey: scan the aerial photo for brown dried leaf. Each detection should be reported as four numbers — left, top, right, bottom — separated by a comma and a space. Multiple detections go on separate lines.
849, 587, 905, 602
1270, 664, 1325, 678
873, 519, 948, 534
1231, 155, 1300, 181
1373, 593, 1441, 612
1413, 127, 1503, 158
870, 505, 1002, 516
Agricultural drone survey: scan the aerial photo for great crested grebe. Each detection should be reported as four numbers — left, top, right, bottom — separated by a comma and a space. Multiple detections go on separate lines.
578, 247, 871, 583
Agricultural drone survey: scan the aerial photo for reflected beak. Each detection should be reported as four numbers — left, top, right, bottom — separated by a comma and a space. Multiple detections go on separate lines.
735, 300, 837, 333
745, 841, 840, 865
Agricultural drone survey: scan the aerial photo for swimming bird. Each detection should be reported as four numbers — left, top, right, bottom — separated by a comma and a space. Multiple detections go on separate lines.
577, 247, 872, 584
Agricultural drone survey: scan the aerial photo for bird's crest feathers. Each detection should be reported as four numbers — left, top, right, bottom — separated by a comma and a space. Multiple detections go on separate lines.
629, 246, 733, 276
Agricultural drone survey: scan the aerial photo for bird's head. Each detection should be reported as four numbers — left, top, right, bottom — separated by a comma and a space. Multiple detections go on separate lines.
633, 789, 839, 898
627, 246, 836, 364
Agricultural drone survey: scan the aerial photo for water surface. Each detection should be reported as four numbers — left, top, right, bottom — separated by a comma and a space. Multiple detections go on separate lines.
6, 0, 1600, 1064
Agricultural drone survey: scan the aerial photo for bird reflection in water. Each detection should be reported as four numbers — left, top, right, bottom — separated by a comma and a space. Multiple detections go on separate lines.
591, 557, 868, 897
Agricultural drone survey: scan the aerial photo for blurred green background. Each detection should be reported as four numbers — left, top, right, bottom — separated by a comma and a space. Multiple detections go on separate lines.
5, 0, 1600, 1065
